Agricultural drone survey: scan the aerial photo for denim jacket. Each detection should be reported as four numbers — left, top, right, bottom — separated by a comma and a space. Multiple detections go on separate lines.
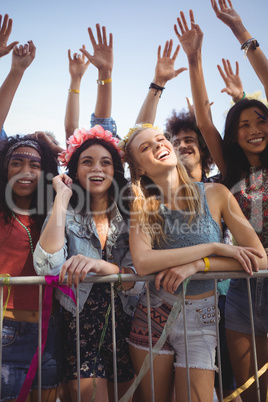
34, 203, 144, 316
90, 113, 117, 136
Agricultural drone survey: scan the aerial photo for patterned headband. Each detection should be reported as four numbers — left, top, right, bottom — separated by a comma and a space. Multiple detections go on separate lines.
58, 125, 123, 166
4, 140, 42, 168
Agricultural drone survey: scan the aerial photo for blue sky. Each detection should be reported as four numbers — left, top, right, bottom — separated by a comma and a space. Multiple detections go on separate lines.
1, 0, 268, 147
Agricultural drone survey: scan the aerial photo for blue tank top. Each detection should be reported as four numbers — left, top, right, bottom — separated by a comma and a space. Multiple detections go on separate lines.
152, 182, 223, 298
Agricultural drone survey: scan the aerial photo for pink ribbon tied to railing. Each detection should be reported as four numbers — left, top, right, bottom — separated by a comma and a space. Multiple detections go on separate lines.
17, 275, 76, 402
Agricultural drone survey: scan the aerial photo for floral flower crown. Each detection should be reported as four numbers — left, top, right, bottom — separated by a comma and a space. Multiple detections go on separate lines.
58, 125, 122, 166
119, 123, 164, 151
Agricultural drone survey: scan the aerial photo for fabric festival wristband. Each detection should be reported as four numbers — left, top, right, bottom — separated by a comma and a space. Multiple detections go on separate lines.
203, 257, 210, 272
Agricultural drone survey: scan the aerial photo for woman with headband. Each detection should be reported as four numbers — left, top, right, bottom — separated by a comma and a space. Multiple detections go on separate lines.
0, 135, 62, 401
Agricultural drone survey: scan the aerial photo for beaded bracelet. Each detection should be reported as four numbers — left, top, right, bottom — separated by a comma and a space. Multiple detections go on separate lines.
149, 82, 165, 97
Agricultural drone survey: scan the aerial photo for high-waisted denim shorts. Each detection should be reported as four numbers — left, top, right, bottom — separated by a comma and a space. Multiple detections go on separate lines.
1, 306, 63, 401
225, 277, 268, 336
129, 295, 218, 371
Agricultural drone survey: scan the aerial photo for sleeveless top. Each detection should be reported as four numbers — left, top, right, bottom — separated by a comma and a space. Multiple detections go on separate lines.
149, 182, 222, 302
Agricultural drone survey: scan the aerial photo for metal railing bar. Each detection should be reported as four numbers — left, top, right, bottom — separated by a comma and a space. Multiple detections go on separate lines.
76, 284, 81, 402
182, 284, 191, 402
247, 277, 261, 402
38, 284, 42, 401
146, 284, 155, 402
214, 280, 223, 402
0, 287, 3, 398
111, 283, 118, 402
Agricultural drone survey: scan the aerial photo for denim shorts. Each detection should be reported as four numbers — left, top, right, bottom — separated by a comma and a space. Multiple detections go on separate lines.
225, 277, 268, 336
1, 306, 63, 400
129, 295, 218, 371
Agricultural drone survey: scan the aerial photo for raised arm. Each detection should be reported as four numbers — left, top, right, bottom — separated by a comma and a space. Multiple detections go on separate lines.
80, 24, 113, 120
64, 45, 90, 140
174, 10, 226, 176
0, 41, 36, 130
211, 0, 268, 100
0, 14, 19, 58
136, 40, 187, 124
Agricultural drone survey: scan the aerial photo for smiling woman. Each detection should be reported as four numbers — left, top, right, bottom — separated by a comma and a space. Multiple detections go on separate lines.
34, 125, 144, 401
120, 123, 267, 402
0, 135, 62, 401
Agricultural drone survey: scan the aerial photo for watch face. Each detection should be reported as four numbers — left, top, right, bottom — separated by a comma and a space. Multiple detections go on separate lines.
97, 80, 104, 85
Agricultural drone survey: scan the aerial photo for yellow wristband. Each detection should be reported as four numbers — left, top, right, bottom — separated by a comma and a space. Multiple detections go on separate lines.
68, 89, 80, 94
203, 257, 210, 272
97, 78, 112, 85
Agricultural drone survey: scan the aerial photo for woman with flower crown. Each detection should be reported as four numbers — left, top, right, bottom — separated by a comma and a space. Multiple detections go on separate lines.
34, 125, 143, 401
121, 123, 267, 402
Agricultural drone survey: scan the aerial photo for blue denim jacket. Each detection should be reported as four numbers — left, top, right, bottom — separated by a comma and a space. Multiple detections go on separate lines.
90, 113, 117, 136
34, 203, 144, 316
0, 127, 7, 141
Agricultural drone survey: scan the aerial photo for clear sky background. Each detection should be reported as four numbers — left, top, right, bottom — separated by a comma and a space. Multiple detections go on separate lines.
1, 0, 268, 148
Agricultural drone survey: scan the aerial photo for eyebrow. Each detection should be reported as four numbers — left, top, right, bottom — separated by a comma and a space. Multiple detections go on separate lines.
138, 134, 164, 149
174, 136, 195, 141
10, 155, 41, 162
80, 155, 112, 160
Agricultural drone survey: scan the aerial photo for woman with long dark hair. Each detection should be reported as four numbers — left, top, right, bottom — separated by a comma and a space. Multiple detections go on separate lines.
0, 135, 62, 401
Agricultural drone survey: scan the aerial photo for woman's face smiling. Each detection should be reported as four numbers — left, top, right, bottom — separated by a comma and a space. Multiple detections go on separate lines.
7, 146, 42, 204
130, 129, 177, 179
236, 107, 268, 165
76, 144, 114, 198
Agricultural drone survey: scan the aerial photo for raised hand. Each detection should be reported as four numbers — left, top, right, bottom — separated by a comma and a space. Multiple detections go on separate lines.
52, 174, 73, 199
80, 24, 113, 74
217, 58, 244, 101
68, 45, 90, 80
0, 14, 19, 58
211, 0, 243, 31
174, 10, 203, 58
11, 41, 36, 72
153, 40, 187, 86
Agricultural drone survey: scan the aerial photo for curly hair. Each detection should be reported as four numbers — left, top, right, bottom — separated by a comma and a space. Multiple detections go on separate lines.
66, 138, 130, 220
223, 99, 268, 189
165, 110, 214, 174
0, 135, 58, 228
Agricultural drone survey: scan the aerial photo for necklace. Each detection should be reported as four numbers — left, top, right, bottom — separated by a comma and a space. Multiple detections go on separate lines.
12, 212, 34, 256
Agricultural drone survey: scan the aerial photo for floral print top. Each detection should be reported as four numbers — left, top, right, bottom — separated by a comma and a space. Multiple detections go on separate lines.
231, 167, 268, 248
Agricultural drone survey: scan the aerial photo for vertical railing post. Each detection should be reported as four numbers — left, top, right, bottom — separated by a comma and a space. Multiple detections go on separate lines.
182, 284, 191, 402
146, 285, 155, 402
0, 287, 3, 399
38, 284, 43, 401
247, 277, 261, 402
76, 284, 81, 402
111, 283, 118, 402
214, 280, 223, 402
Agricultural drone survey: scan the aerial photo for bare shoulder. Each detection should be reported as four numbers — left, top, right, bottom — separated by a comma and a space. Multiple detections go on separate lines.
203, 182, 230, 202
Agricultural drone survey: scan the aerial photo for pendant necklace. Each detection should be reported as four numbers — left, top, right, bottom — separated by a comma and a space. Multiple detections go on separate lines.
12, 212, 34, 256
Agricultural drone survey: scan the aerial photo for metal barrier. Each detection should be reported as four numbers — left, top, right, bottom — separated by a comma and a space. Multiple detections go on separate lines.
1, 270, 268, 402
